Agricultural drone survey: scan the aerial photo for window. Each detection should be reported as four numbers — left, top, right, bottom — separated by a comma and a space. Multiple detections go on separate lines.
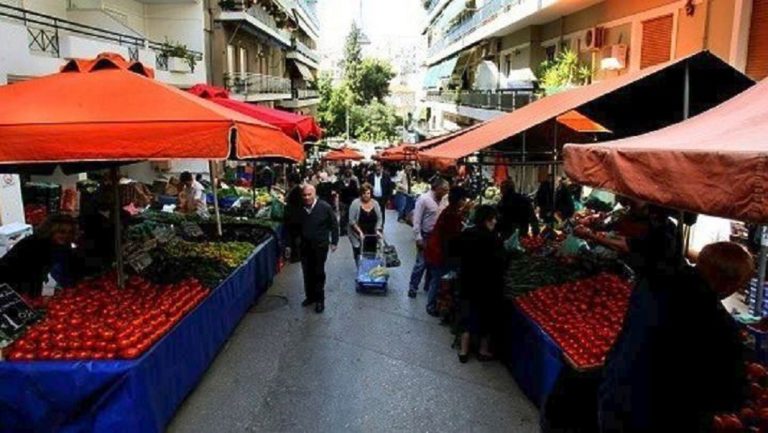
226, 44, 235, 75
544, 45, 557, 62
239, 47, 247, 73
640, 14, 673, 69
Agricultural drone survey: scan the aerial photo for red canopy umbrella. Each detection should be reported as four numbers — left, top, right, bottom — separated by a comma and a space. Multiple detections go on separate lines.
0, 54, 304, 164
324, 147, 364, 161
188, 84, 323, 142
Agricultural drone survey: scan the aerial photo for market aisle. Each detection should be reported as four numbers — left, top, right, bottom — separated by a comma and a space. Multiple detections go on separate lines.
167, 211, 540, 433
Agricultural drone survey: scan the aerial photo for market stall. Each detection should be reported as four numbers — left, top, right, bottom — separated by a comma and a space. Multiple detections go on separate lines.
323, 147, 365, 161
0, 53, 300, 433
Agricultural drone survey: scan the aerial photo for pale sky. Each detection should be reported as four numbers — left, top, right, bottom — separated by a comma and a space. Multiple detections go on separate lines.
317, 0, 426, 62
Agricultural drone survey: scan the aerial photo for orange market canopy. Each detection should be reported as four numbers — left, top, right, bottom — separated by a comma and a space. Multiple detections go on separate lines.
188, 84, 323, 143
0, 53, 304, 167
564, 78, 768, 224
420, 51, 753, 164
324, 147, 364, 161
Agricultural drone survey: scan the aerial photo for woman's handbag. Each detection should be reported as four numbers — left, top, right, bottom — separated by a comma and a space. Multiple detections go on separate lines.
382, 240, 401, 268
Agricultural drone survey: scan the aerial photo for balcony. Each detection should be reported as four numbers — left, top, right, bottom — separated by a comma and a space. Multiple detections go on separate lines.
427, 0, 518, 58
287, 39, 319, 68
0, 2, 203, 85
425, 89, 537, 112
217, 0, 292, 47
295, 0, 321, 31
278, 87, 319, 109
224, 72, 292, 102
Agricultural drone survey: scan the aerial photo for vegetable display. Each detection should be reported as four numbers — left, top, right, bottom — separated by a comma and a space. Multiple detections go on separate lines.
515, 273, 633, 369
712, 362, 768, 432
4, 275, 209, 361
503, 255, 590, 298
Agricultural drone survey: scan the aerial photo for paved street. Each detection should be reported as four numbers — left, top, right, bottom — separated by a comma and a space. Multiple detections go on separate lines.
168, 211, 539, 433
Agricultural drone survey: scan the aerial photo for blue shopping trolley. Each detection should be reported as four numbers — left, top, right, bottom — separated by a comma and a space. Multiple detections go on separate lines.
355, 235, 389, 294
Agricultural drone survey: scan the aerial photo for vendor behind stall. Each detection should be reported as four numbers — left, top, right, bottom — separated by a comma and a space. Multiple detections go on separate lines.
178, 171, 209, 218
0, 214, 78, 298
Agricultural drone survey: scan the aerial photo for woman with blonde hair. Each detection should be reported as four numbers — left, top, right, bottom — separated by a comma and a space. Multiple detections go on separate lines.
348, 183, 382, 267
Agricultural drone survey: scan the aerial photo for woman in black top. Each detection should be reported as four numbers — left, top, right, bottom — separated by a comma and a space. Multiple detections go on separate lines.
456, 205, 505, 363
348, 184, 383, 267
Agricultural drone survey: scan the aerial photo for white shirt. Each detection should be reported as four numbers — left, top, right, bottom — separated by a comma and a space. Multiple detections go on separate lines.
305, 198, 318, 214
689, 215, 732, 254
188, 181, 209, 218
373, 174, 383, 198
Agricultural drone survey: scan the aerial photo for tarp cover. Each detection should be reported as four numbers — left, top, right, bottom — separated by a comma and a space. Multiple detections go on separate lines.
324, 147, 364, 161
0, 53, 302, 164
564, 78, 768, 224
421, 51, 753, 162
0, 238, 278, 433
188, 84, 323, 143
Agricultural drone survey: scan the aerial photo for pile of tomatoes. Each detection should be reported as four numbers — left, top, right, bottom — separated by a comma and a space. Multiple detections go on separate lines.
713, 363, 768, 432
515, 273, 632, 369
4, 275, 209, 361
520, 236, 546, 253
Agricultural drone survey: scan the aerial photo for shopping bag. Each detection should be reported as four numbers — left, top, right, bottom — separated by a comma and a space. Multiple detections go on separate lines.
382, 241, 401, 268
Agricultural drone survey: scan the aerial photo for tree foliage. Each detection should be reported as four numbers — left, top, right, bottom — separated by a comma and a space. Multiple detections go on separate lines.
317, 24, 401, 142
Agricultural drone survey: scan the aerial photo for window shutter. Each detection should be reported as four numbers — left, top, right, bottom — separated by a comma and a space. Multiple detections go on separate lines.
747, 0, 768, 80
640, 14, 674, 69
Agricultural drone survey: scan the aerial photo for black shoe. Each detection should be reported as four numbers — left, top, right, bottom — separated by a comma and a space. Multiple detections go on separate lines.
458, 353, 469, 364
315, 301, 325, 313
407, 289, 417, 298
301, 298, 315, 307
426, 308, 439, 317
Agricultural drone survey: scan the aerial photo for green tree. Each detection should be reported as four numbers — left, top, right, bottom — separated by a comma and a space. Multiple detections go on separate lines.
350, 101, 403, 142
356, 58, 396, 103
316, 73, 351, 137
537, 49, 593, 95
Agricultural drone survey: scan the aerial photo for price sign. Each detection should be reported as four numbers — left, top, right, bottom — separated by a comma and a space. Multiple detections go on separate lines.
127, 252, 153, 274
0, 284, 41, 348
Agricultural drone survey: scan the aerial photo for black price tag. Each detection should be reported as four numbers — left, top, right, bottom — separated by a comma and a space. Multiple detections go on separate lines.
0, 284, 40, 348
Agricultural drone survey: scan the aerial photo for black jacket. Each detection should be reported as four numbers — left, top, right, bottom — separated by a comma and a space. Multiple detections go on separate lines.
299, 199, 339, 248
457, 226, 505, 305
497, 192, 540, 238
367, 173, 394, 198
284, 185, 304, 226
0, 236, 59, 297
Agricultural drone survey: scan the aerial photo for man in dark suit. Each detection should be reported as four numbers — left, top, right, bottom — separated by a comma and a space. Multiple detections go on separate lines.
367, 163, 394, 226
299, 184, 339, 313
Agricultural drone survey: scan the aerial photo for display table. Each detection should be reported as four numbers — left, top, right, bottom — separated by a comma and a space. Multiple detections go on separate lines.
0, 236, 278, 433
501, 299, 566, 409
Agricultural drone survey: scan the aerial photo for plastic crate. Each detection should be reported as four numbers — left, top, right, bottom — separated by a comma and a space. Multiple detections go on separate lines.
356, 255, 388, 294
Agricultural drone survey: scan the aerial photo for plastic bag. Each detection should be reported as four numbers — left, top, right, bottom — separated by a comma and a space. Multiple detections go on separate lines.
559, 235, 588, 257
504, 230, 525, 253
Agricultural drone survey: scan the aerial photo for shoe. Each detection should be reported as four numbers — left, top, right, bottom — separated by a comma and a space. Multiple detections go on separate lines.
315, 301, 325, 313
407, 289, 417, 298
458, 353, 469, 364
477, 353, 495, 362
426, 308, 439, 317
301, 298, 315, 307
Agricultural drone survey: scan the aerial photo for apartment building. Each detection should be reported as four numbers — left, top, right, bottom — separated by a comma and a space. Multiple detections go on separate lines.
419, 0, 768, 133
0, 0, 208, 225
207, 0, 321, 115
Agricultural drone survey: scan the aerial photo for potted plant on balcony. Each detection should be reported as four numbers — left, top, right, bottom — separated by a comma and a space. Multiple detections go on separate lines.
160, 40, 197, 73
537, 49, 593, 96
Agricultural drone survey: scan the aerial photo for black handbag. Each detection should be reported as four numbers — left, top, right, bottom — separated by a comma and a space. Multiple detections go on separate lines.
382, 240, 401, 268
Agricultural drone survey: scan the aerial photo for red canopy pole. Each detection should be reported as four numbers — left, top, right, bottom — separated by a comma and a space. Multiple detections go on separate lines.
110, 167, 125, 288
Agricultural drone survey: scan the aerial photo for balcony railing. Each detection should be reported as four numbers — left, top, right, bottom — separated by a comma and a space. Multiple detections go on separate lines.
224, 0, 292, 43
291, 39, 319, 64
295, 0, 321, 30
293, 88, 319, 99
225, 72, 292, 96
0, 3, 202, 67
427, 0, 519, 58
425, 89, 538, 112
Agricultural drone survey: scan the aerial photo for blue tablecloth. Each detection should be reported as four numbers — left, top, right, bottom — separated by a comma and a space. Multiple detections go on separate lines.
502, 300, 565, 409
0, 237, 278, 433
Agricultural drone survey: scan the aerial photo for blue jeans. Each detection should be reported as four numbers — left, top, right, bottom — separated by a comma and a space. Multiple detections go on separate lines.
409, 233, 431, 292
426, 264, 446, 313
394, 192, 407, 220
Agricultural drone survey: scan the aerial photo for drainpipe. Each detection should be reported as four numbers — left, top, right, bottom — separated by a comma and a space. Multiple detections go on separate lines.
702, 0, 712, 51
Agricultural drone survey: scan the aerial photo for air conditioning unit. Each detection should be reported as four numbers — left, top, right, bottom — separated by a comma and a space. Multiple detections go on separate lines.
600, 44, 628, 70
582, 27, 605, 51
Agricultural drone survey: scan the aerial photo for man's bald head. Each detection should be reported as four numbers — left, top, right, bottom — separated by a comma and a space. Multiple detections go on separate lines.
302, 184, 317, 207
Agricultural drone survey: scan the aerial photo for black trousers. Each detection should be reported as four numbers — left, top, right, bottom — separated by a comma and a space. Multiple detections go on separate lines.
301, 242, 329, 302
374, 195, 390, 226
